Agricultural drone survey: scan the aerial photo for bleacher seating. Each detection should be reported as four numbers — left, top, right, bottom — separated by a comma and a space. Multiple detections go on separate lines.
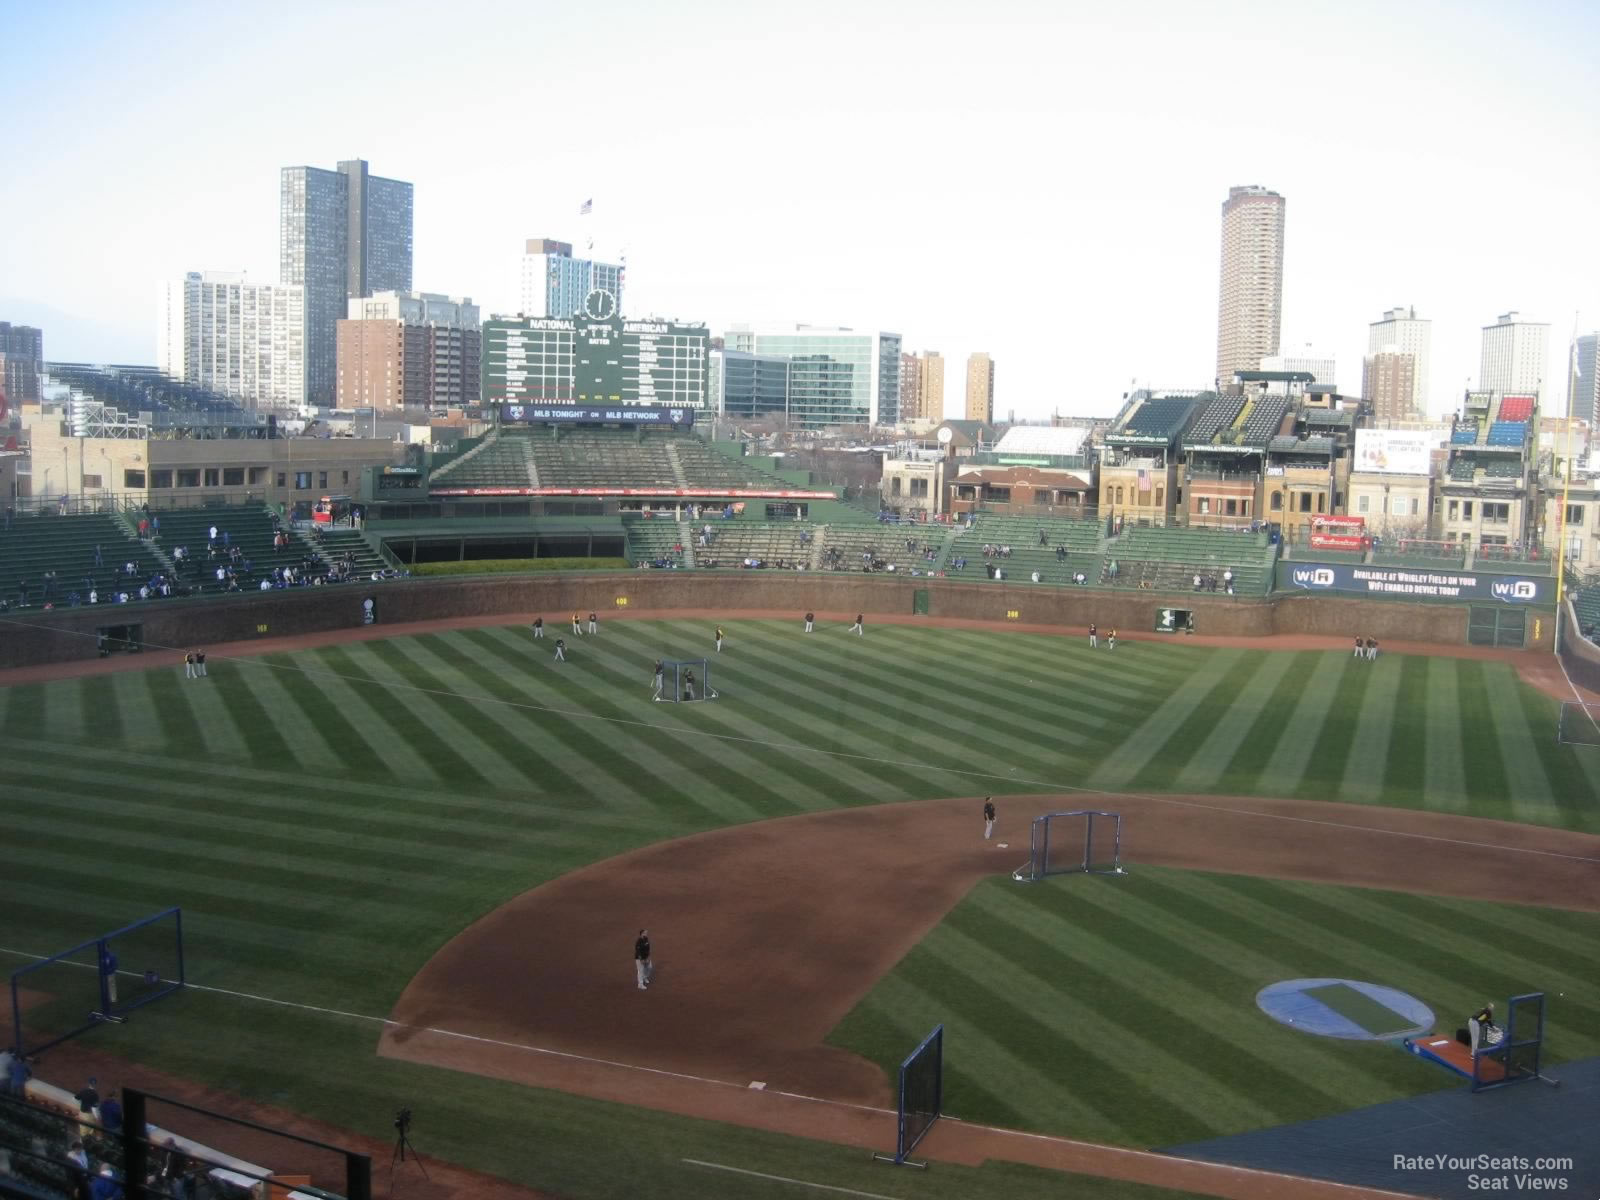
1183, 394, 1246, 444
1497, 395, 1534, 422
429, 430, 538, 489
152, 505, 324, 589
663, 435, 797, 490
1449, 457, 1477, 482
694, 520, 816, 569
1100, 526, 1274, 595
626, 518, 691, 567
1573, 587, 1600, 636
1486, 421, 1526, 447
1239, 395, 1291, 444
1483, 459, 1522, 479
1451, 420, 1481, 445
819, 523, 949, 576
44, 363, 247, 420
1120, 394, 1199, 439
0, 512, 158, 607
948, 515, 1102, 584
311, 527, 390, 577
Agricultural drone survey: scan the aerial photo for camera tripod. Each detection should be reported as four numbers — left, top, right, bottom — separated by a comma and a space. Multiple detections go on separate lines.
391, 1110, 429, 1192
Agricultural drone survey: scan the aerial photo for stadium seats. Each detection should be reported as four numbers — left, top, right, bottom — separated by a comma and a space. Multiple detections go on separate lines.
1239, 395, 1291, 444
150, 505, 325, 588
1486, 421, 1526, 447
0, 512, 160, 607
694, 520, 816, 569
1449, 457, 1477, 482
1182, 394, 1247, 445
1100, 526, 1273, 595
1452, 421, 1481, 445
1496, 395, 1534, 423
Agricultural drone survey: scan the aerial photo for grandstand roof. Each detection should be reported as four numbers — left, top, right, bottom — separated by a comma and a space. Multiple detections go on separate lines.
992, 426, 1088, 457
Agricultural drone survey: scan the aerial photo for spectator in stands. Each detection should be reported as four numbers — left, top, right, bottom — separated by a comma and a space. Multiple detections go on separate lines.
88, 589, 98, 605
94, 544, 103, 567
208, 524, 217, 544
65, 1139, 89, 1178
1193, 573, 1202, 590
74, 1077, 100, 1134
98, 1090, 123, 1133
89, 1164, 121, 1200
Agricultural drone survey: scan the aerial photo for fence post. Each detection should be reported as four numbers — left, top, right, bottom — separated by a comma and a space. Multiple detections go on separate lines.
123, 1089, 149, 1199
346, 1150, 373, 1200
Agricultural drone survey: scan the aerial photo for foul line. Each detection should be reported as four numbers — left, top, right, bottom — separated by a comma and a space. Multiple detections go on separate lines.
682, 1160, 896, 1199
4, 614, 1595, 866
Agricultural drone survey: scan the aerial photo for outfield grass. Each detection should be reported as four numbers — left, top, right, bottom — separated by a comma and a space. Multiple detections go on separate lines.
2, 620, 1596, 1195
827, 867, 1600, 1148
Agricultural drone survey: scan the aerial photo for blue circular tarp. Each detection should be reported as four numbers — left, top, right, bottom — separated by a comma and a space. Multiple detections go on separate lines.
1256, 978, 1434, 1040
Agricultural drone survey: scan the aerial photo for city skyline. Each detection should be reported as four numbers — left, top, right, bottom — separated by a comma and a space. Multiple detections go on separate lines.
1, 1, 1596, 422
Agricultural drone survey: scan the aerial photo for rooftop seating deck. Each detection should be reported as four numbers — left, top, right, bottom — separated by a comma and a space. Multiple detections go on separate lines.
1117, 393, 1199, 439
1183, 394, 1246, 444
1486, 420, 1527, 447
1497, 395, 1534, 422
1239, 395, 1291, 445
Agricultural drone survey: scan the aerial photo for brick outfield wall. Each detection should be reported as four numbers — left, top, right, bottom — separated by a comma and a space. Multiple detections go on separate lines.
1, 571, 1536, 670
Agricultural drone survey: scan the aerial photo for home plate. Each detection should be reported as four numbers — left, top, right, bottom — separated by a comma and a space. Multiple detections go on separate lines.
748, 1081, 766, 1090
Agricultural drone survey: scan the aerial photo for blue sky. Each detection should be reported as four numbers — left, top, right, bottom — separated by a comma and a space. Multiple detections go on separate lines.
2, 0, 1596, 419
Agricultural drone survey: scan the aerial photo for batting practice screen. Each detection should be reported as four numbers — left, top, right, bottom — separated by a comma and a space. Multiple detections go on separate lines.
1014, 811, 1123, 882
10, 907, 185, 1056
894, 1024, 943, 1163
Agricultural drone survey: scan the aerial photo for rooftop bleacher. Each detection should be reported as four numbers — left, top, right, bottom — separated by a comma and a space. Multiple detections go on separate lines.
1449, 457, 1477, 482
1115, 393, 1200, 440
1497, 395, 1534, 422
1239, 394, 1291, 445
1484, 458, 1522, 478
1183, 394, 1246, 445
44, 363, 251, 420
1486, 420, 1527, 447
1451, 420, 1481, 445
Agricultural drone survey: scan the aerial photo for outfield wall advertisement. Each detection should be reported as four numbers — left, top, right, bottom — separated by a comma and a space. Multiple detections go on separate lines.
1286, 562, 1550, 604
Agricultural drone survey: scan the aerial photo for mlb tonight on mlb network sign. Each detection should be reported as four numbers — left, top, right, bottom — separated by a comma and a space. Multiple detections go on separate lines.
1289, 563, 1547, 604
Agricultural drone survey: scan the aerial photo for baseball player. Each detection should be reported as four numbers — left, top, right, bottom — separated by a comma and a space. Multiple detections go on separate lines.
634, 928, 652, 990
554, 637, 566, 662
1088, 622, 1098, 649
683, 669, 696, 701
588, 611, 598, 635
652, 659, 665, 700
183, 650, 196, 679
715, 626, 725, 653
571, 612, 582, 636
804, 611, 814, 633
983, 797, 996, 840
196, 649, 207, 677
1108, 628, 1117, 651
851, 613, 864, 636
1353, 634, 1362, 658
532, 616, 544, 638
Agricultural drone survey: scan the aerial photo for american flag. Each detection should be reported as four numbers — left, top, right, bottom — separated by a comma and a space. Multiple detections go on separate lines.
1138, 469, 1152, 491
579, 198, 593, 215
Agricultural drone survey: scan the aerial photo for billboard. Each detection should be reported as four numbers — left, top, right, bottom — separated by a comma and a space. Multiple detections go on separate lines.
1312, 514, 1365, 531
500, 405, 695, 425
1310, 533, 1366, 550
1354, 429, 1432, 476
1285, 562, 1549, 604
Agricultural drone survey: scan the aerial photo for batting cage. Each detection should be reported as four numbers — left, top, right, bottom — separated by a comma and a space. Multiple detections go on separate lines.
655, 658, 719, 703
1555, 701, 1600, 747
874, 1024, 943, 1167
1472, 992, 1550, 1091
10, 907, 185, 1056
1013, 810, 1124, 882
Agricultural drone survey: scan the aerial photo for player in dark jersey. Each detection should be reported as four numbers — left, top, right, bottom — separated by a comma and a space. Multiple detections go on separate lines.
634, 929, 652, 990
983, 797, 996, 840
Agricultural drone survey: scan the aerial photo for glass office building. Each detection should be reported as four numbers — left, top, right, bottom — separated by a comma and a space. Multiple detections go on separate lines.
280, 158, 413, 404
720, 326, 900, 428
709, 349, 791, 420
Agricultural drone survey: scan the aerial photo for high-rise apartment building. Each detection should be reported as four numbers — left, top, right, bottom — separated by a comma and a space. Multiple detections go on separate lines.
280, 159, 414, 404
1367, 306, 1431, 416
722, 325, 901, 428
1479, 313, 1550, 396
0, 321, 44, 406
899, 351, 944, 423
157, 272, 306, 408
899, 354, 922, 422
1572, 334, 1599, 426
965, 352, 995, 422
1362, 350, 1419, 426
518, 239, 625, 319
1259, 347, 1335, 394
1215, 185, 1286, 389
336, 292, 481, 411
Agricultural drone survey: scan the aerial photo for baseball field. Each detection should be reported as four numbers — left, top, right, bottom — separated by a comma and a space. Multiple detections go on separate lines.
4, 615, 1599, 1199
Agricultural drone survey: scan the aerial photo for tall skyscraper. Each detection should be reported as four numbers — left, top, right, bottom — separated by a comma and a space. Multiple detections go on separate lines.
1362, 350, 1418, 426
899, 353, 922, 422
1479, 312, 1550, 395
905, 351, 944, 422
722, 325, 901, 428
0, 321, 44, 406
280, 159, 413, 404
336, 292, 481, 411
965, 352, 994, 422
1572, 334, 1599, 426
518, 239, 625, 319
1367, 306, 1431, 416
1215, 185, 1286, 389
157, 272, 306, 408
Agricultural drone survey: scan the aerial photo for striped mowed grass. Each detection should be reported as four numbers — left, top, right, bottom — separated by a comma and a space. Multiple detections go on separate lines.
2, 620, 1596, 1189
